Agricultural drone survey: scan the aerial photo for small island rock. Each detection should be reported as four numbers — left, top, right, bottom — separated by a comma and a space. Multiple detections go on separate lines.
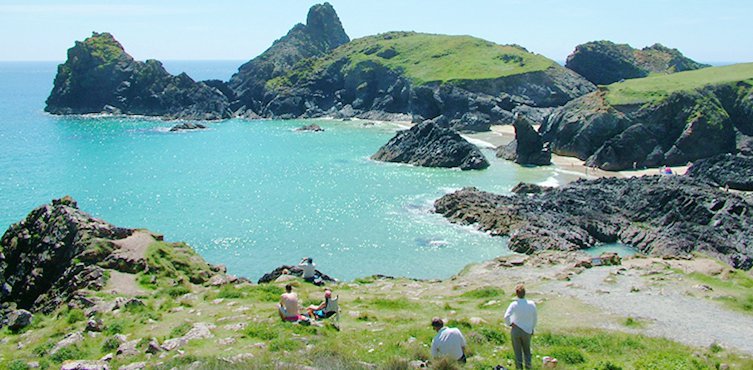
371, 121, 490, 170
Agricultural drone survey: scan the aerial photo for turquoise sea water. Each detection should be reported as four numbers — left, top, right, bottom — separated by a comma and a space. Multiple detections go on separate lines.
0, 61, 574, 281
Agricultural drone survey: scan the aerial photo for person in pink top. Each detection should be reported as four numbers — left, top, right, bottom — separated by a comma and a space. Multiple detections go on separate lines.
504, 284, 537, 369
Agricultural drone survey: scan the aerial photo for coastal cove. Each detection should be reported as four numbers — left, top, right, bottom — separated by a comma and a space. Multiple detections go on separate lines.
0, 61, 581, 281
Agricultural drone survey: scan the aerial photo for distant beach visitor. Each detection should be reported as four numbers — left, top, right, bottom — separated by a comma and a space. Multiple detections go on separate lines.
307, 288, 338, 320
278, 284, 306, 322
299, 257, 317, 283
430, 317, 467, 363
504, 284, 537, 369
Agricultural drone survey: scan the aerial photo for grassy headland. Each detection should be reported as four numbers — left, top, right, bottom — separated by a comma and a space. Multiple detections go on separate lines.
268, 32, 556, 89
605, 62, 753, 105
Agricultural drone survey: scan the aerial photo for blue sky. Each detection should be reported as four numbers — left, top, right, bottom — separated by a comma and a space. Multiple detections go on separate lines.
0, 0, 750, 63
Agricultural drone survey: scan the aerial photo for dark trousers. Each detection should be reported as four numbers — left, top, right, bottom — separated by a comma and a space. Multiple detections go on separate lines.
511, 325, 532, 369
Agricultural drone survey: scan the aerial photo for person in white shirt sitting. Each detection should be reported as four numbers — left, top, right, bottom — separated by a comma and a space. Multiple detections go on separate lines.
430, 317, 467, 363
504, 284, 538, 370
298, 257, 317, 283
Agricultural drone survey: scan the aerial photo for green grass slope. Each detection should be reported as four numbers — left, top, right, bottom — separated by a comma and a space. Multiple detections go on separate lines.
269, 32, 557, 88
605, 62, 753, 105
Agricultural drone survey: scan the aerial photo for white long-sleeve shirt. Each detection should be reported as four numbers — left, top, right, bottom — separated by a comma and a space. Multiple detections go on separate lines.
299, 261, 316, 279
431, 327, 466, 360
504, 298, 537, 334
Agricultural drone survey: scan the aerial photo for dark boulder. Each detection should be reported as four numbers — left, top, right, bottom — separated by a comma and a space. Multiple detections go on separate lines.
511, 182, 550, 195
7, 309, 33, 331
45, 32, 230, 120
169, 123, 207, 132
295, 124, 324, 132
257, 265, 337, 284
587, 123, 661, 170
434, 176, 753, 270
687, 154, 753, 191
371, 121, 490, 170
497, 114, 551, 165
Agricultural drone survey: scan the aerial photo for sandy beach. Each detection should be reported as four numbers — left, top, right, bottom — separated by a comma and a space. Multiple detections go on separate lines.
465, 125, 690, 181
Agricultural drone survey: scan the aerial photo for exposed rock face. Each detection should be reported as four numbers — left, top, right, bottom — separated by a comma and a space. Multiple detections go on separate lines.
228, 2, 350, 114
0, 196, 132, 313
434, 176, 753, 270
566, 41, 709, 85
687, 154, 753, 191
371, 121, 490, 170
497, 114, 551, 165
0, 197, 222, 316
542, 83, 752, 170
45, 32, 231, 120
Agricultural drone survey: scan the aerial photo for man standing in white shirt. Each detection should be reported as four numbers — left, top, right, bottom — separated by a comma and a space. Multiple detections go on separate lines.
504, 284, 537, 369
430, 317, 467, 363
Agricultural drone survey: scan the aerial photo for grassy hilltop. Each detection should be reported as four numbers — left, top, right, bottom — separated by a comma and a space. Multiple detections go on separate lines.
605, 62, 753, 105
268, 32, 557, 88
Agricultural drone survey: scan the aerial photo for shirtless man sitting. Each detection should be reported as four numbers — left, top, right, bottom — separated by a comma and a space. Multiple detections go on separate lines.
278, 284, 306, 322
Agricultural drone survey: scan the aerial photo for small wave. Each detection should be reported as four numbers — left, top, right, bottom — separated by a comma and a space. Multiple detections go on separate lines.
537, 176, 561, 188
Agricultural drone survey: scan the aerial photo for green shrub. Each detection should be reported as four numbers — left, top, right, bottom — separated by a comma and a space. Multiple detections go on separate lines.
245, 322, 277, 341
170, 322, 192, 338
104, 320, 126, 335
461, 287, 504, 299
370, 298, 411, 310
8, 360, 30, 370
446, 318, 472, 330
50, 346, 84, 363
217, 285, 243, 299
550, 346, 586, 364
269, 337, 301, 352
596, 361, 624, 370
246, 285, 284, 302
66, 309, 85, 324
163, 285, 191, 298
479, 327, 506, 345
101, 335, 121, 352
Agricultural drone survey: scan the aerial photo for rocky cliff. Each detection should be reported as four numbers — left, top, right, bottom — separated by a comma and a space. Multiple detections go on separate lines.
45, 32, 231, 120
371, 121, 490, 170
566, 41, 709, 85
259, 32, 595, 131
541, 65, 753, 170
227, 2, 350, 116
434, 176, 753, 270
0, 197, 224, 315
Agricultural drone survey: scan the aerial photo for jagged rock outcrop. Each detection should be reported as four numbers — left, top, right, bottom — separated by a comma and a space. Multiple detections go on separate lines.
542, 81, 753, 170
295, 124, 324, 132
371, 121, 490, 170
45, 32, 231, 120
228, 2, 350, 115
0, 197, 223, 316
566, 41, 709, 85
497, 114, 551, 165
434, 176, 753, 270
686, 154, 753, 191
257, 265, 337, 284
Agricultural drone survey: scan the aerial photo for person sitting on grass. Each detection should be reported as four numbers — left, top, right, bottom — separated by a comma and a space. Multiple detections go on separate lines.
430, 317, 467, 363
298, 257, 318, 284
278, 284, 308, 322
306, 288, 337, 320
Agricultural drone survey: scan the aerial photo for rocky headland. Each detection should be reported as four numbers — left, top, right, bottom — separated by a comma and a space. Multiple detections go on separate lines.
565, 41, 709, 85
371, 121, 490, 170
45, 32, 231, 120
435, 175, 753, 270
541, 64, 753, 170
